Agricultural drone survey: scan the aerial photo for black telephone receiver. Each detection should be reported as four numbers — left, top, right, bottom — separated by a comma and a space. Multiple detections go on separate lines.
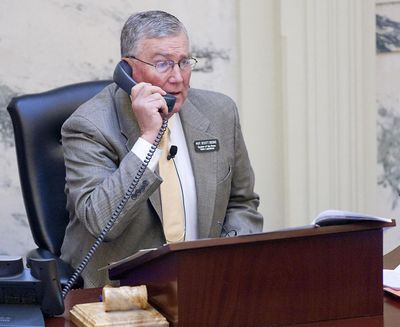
113, 60, 176, 113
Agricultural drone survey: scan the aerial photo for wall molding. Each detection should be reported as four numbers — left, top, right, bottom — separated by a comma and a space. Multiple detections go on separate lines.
239, 0, 376, 228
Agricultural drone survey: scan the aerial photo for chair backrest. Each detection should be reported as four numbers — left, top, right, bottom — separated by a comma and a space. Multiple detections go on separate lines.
7, 80, 112, 255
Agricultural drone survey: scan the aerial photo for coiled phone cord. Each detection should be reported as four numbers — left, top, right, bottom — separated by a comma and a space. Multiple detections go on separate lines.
61, 118, 168, 299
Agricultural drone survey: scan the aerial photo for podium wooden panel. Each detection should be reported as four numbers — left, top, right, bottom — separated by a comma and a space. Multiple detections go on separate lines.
108, 222, 394, 327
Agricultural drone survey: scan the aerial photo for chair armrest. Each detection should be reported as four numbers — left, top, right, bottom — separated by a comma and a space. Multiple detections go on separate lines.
27, 248, 83, 289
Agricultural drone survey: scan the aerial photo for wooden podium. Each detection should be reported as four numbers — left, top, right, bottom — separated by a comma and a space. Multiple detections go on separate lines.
108, 221, 394, 327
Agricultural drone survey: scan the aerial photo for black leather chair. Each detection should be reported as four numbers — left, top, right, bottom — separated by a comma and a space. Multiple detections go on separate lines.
7, 80, 112, 288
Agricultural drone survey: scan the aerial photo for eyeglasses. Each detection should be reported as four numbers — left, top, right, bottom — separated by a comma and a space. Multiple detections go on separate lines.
127, 56, 198, 74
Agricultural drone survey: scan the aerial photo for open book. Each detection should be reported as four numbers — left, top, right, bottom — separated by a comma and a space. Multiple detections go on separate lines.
311, 209, 393, 227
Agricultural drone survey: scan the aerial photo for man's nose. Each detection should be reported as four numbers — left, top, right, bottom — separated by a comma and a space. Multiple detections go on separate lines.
169, 64, 184, 82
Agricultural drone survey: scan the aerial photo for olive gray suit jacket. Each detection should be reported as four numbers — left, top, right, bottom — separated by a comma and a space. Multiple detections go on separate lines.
60, 83, 263, 287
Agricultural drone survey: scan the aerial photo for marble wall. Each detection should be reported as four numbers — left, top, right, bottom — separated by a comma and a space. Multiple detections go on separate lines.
376, 0, 400, 251
0, 0, 238, 257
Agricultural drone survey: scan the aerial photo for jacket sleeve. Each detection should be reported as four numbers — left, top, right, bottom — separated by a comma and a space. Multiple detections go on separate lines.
62, 114, 162, 241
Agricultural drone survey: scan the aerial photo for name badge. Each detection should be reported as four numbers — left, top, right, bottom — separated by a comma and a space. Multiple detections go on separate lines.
194, 139, 219, 153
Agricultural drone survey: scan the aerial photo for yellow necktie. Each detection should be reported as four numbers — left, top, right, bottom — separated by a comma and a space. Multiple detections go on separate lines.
159, 122, 185, 243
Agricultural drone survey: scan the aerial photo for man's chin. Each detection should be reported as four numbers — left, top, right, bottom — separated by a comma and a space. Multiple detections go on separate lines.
166, 106, 181, 119
169, 92, 186, 107
171, 99, 184, 113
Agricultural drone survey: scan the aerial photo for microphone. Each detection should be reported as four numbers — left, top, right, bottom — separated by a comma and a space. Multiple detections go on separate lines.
167, 145, 178, 160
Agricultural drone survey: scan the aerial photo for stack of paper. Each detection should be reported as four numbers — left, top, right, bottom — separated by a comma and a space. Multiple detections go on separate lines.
383, 264, 400, 297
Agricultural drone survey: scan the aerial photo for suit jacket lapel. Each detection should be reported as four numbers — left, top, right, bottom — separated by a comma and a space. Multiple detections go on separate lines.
115, 88, 139, 149
180, 98, 217, 238
114, 89, 163, 219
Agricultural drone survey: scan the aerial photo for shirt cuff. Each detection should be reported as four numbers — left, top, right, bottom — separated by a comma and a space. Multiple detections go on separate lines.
131, 137, 162, 172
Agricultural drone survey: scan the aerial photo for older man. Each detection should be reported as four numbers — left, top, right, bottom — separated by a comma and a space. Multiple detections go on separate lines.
60, 10, 263, 287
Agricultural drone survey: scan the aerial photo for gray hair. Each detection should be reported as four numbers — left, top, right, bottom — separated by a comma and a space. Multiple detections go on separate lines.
120, 10, 188, 57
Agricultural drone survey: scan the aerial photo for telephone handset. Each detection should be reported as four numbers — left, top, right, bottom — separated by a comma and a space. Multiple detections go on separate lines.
113, 60, 176, 113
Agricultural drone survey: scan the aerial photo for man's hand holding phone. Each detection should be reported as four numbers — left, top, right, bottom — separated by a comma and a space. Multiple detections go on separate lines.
131, 82, 169, 144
